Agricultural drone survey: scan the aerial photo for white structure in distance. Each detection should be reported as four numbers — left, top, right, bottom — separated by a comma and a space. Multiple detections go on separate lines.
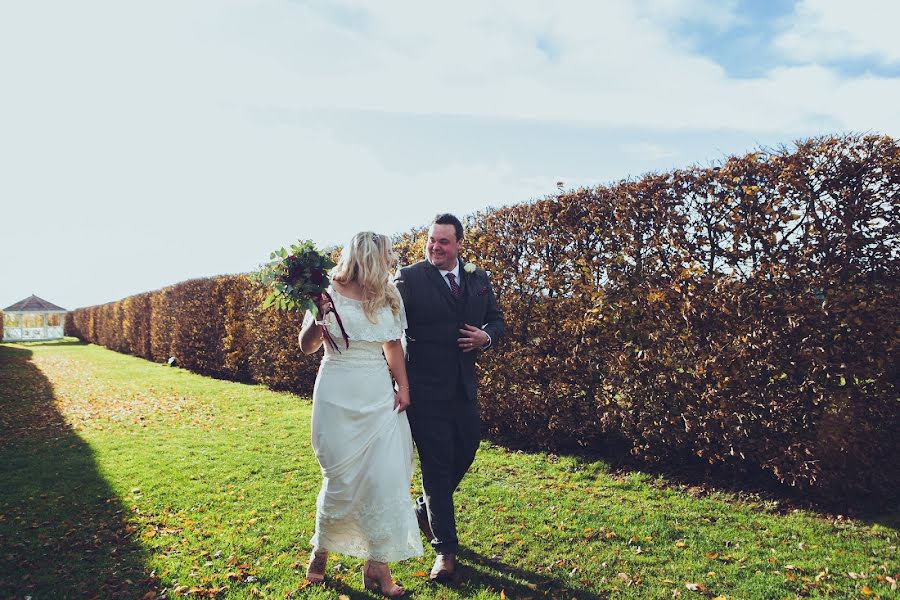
2, 295, 68, 342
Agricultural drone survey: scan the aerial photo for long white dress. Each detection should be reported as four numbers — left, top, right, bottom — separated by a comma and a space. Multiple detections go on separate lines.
303, 286, 423, 563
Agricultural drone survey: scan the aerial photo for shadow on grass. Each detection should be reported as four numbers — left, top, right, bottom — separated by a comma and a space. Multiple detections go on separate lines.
0, 345, 156, 598
319, 550, 607, 600
485, 432, 900, 532
5, 339, 88, 348
454, 547, 607, 599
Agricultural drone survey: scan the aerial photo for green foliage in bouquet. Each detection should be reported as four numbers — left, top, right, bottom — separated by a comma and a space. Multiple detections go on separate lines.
253, 240, 336, 316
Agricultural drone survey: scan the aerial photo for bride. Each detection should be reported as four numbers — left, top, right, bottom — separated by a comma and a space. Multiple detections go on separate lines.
299, 231, 423, 596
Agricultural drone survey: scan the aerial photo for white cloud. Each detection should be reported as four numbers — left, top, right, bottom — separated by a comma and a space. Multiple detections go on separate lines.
622, 142, 678, 161
638, 0, 743, 31
775, 0, 900, 64
219, 0, 898, 133
5, 1, 895, 145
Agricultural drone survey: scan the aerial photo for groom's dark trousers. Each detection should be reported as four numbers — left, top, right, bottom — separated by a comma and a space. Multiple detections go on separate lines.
407, 383, 481, 553
395, 259, 504, 555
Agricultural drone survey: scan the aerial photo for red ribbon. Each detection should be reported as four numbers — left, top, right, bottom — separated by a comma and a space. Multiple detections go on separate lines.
315, 290, 350, 353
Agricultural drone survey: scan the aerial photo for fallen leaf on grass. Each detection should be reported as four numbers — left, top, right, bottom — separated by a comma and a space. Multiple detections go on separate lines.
686, 582, 709, 594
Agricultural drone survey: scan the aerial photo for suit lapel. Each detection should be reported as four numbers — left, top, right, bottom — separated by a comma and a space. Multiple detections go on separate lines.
458, 260, 474, 319
425, 261, 458, 310
457, 259, 468, 300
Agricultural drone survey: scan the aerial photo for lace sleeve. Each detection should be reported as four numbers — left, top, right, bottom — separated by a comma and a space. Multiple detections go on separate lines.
324, 291, 405, 343
302, 309, 315, 329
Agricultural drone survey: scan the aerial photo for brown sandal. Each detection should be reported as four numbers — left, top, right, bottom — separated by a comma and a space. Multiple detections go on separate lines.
362, 561, 405, 597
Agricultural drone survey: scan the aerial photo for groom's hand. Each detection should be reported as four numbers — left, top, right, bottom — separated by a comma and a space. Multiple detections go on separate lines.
458, 324, 489, 353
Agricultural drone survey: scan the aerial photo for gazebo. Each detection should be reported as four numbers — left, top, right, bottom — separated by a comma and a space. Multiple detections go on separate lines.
2, 295, 68, 342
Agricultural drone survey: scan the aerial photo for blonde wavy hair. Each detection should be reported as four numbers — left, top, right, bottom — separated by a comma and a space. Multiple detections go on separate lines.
331, 231, 402, 323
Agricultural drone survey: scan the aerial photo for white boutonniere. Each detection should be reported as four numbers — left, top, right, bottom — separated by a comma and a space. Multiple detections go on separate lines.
463, 262, 477, 274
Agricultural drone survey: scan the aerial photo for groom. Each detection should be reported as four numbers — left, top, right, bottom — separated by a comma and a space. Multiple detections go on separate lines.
394, 213, 505, 582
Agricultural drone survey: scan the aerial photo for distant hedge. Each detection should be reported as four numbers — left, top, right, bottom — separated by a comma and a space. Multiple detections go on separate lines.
68, 134, 898, 506
66, 275, 319, 393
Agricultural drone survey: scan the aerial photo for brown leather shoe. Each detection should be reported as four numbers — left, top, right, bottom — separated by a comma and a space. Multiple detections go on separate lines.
415, 508, 434, 543
429, 553, 456, 581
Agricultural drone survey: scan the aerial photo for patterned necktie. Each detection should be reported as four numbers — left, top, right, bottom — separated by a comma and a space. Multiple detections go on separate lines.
446, 273, 461, 299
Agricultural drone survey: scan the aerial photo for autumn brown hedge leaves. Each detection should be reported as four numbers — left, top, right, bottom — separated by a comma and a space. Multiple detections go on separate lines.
67, 277, 320, 394
67, 134, 898, 505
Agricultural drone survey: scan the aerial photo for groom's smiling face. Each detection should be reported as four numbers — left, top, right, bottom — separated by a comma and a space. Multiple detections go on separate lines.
426, 224, 462, 271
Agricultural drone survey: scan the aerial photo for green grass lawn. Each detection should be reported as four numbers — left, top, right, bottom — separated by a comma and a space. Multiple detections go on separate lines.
1, 339, 897, 599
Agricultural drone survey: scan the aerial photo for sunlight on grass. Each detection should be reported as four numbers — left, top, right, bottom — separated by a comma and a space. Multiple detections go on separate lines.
1, 339, 897, 599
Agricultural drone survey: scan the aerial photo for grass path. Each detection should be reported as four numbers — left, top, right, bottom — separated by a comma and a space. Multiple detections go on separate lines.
0, 340, 897, 599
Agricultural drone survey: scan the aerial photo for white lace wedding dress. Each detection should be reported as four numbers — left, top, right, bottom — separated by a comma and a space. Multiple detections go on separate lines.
302, 285, 423, 563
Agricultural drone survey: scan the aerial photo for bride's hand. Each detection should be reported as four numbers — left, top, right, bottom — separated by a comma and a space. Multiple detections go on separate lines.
394, 388, 411, 412
314, 295, 333, 318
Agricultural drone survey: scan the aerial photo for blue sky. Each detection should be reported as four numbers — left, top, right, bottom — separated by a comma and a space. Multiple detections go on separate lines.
1, 0, 898, 311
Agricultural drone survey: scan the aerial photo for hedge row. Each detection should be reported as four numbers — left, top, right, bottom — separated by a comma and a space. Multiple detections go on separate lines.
68, 134, 898, 505
66, 276, 319, 393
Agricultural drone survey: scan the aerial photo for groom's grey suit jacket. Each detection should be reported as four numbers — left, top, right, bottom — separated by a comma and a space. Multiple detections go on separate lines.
394, 259, 505, 415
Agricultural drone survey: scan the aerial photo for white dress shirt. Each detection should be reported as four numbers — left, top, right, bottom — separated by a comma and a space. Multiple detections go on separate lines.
437, 263, 461, 287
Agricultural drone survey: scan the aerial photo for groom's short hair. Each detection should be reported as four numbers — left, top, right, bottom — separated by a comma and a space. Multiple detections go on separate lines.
432, 213, 464, 241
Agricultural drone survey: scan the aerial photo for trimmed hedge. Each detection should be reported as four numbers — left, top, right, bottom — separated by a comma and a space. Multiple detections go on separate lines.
67, 276, 320, 393
68, 134, 898, 506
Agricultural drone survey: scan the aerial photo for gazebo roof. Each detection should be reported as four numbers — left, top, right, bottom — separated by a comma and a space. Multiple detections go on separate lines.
3, 295, 67, 312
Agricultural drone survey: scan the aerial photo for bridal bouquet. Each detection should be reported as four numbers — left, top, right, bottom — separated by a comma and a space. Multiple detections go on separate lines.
253, 240, 349, 351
